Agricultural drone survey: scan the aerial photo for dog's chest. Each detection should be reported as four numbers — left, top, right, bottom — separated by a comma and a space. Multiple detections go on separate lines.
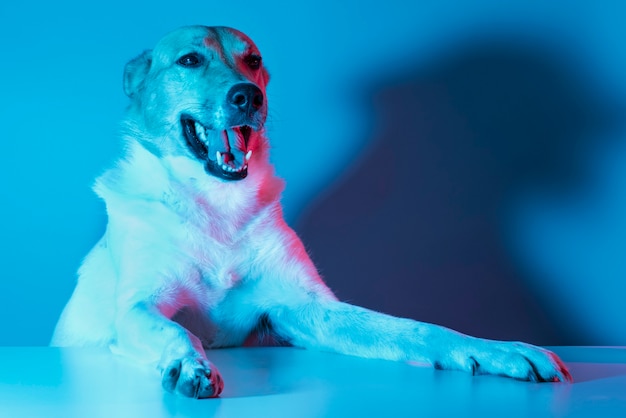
173, 204, 256, 293
123, 176, 269, 302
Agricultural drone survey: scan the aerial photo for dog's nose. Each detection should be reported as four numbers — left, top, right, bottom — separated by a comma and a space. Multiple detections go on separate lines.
227, 83, 264, 114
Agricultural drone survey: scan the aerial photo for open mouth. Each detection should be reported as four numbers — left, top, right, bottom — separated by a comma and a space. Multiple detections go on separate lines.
181, 116, 253, 181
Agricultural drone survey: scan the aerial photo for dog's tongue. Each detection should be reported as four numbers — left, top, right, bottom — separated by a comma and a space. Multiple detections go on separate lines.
204, 128, 246, 166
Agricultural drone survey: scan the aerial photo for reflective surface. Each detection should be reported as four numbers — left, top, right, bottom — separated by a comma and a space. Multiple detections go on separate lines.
0, 347, 625, 417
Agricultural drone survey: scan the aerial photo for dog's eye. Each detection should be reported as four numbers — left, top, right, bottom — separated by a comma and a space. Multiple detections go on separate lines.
177, 53, 203, 68
245, 54, 262, 70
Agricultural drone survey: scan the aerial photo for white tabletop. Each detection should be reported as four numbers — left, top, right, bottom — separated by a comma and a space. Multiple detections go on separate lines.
0, 346, 625, 417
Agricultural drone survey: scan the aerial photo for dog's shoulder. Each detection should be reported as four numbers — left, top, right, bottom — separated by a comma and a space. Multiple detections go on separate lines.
94, 140, 169, 203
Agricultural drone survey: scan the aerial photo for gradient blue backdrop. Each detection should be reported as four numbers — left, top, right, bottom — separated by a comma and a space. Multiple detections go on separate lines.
1, 1, 625, 346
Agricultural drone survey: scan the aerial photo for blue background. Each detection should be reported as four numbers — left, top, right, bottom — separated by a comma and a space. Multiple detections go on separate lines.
1, 0, 625, 346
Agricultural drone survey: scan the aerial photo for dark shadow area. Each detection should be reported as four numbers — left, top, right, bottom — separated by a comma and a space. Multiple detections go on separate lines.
295, 40, 620, 345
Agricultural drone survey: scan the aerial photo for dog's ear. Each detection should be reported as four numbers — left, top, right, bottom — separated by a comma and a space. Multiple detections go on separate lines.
123, 50, 152, 98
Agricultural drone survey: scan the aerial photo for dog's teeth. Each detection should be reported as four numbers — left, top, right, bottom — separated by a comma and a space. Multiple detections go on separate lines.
245, 150, 253, 161
216, 151, 222, 165
195, 122, 207, 141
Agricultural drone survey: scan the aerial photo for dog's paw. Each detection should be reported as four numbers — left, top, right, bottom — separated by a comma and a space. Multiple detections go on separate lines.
162, 357, 224, 398
434, 340, 572, 383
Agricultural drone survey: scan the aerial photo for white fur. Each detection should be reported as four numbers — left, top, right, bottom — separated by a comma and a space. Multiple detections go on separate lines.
52, 26, 571, 398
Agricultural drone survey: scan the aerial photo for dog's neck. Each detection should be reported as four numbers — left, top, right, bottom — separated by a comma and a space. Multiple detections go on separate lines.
94, 138, 285, 231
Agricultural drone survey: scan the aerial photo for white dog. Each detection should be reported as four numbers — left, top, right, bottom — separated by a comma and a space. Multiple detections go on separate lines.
51, 25, 572, 398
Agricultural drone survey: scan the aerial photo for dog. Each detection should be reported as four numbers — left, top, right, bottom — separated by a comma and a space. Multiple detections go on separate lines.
51, 25, 572, 398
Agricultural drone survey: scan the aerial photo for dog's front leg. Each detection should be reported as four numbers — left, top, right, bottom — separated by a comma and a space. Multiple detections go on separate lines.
270, 299, 571, 382
252, 218, 571, 383
104, 213, 224, 398
114, 302, 223, 398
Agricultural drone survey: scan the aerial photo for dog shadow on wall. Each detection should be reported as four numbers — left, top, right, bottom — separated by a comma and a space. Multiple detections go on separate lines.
295, 40, 620, 346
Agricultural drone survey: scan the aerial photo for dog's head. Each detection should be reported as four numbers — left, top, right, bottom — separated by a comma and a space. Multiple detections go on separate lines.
123, 26, 270, 181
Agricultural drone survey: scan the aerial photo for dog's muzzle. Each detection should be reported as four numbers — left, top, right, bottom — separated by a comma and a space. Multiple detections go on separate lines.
181, 83, 265, 181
